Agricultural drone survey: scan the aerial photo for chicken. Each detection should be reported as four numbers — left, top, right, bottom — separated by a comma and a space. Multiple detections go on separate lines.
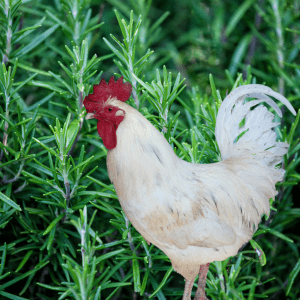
84, 76, 296, 300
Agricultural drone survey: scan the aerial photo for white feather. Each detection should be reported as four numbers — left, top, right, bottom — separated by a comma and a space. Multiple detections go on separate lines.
216, 84, 296, 161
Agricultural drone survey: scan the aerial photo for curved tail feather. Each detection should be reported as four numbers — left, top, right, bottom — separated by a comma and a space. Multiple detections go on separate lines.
215, 84, 296, 165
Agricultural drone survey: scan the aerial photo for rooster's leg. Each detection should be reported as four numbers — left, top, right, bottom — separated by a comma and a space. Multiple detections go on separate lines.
182, 278, 194, 300
194, 263, 210, 300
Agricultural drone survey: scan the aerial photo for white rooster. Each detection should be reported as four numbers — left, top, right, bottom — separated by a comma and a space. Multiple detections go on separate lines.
84, 77, 296, 300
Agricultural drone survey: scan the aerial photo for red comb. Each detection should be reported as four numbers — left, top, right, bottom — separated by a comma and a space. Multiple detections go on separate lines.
83, 76, 132, 112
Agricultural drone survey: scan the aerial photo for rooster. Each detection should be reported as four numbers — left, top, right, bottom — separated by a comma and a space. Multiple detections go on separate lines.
84, 77, 296, 300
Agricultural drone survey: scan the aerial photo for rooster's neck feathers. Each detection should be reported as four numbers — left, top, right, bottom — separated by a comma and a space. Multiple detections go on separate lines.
106, 99, 181, 185
108, 99, 177, 163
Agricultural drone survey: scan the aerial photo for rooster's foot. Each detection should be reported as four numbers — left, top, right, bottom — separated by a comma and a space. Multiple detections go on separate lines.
194, 263, 210, 300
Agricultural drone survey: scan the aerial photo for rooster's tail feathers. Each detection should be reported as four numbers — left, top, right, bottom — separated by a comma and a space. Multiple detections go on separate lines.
215, 85, 296, 169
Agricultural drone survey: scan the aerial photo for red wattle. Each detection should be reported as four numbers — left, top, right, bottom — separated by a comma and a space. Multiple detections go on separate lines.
97, 120, 117, 150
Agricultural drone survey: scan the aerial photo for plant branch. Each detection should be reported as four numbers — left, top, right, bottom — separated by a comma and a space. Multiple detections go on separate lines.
243, 0, 263, 80
62, 160, 71, 203
2, 0, 12, 64
80, 207, 87, 269
128, 55, 139, 108
271, 0, 285, 95
125, 216, 137, 254
13, 181, 27, 193
1, 160, 25, 185
67, 53, 85, 158
1, 90, 11, 159
124, 216, 140, 300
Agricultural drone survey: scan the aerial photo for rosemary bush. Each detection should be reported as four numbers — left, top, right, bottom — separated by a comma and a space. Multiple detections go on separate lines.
0, 0, 299, 299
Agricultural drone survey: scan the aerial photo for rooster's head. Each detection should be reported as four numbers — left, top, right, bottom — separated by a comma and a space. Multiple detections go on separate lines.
83, 76, 132, 149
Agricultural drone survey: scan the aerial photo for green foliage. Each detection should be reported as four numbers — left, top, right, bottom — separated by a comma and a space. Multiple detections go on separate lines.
1, 0, 300, 299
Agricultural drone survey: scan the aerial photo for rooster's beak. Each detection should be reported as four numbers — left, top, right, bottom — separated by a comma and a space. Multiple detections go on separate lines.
85, 113, 95, 120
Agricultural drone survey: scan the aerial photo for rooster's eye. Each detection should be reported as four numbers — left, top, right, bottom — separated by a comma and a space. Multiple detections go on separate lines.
108, 108, 112, 112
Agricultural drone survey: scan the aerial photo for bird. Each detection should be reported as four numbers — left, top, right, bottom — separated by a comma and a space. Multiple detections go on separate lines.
84, 76, 296, 300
